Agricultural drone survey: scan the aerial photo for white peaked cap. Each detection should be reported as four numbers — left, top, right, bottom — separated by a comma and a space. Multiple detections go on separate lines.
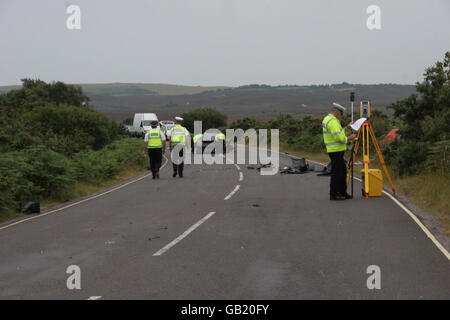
175, 116, 184, 121
332, 102, 346, 113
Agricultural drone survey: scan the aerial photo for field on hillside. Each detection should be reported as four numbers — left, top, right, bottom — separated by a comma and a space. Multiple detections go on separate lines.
0, 83, 228, 96
80, 83, 229, 96
90, 83, 416, 122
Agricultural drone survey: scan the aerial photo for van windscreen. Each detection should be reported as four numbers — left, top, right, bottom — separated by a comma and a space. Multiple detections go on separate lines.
142, 120, 155, 126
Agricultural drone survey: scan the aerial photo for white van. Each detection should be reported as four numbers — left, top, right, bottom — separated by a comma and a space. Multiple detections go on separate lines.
128, 113, 159, 137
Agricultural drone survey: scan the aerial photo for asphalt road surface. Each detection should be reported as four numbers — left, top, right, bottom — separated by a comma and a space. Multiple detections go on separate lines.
0, 146, 449, 299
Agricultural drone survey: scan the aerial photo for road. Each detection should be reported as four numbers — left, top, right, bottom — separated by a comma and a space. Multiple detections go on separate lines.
0, 146, 449, 299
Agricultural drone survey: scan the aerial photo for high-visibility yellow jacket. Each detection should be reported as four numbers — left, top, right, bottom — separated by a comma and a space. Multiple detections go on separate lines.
322, 114, 347, 153
147, 129, 162, 149
193, 133, 203, 144
171, 125, 187, 146
215, 133, 225, 141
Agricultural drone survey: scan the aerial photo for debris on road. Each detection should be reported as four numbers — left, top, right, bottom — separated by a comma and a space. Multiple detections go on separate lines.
280, 166, 309, 174
316, 162, 332, 176
291, 158, 308, 170
279, 158, 332, 175
247, 162, 272, 171
280, 157, 310, 174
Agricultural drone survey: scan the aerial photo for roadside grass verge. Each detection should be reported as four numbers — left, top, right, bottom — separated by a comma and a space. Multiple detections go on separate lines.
39, 164, 146, 211
0, 138, 147, 224
394, 173, 449, 235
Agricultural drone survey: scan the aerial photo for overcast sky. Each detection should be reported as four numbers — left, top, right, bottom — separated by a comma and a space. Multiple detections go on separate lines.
1, 0, 449, 86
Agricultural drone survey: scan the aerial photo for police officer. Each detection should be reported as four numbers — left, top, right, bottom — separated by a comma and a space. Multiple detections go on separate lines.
169, 117, 190, 178
322, 103, 356, 200
193, 132, 204, 153
143, 120, 166, 179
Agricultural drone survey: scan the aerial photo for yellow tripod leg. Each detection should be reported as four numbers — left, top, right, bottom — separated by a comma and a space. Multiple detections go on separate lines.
362, 123, 370, 199
368, 125, 396, 194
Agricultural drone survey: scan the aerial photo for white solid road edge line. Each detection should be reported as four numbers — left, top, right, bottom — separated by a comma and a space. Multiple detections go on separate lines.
382, 191, 450, 260
153, 212, 216, 256
224, 185, 240, 201
87, 296, 102, 300
0, 155, 169, 231
275, 149, 450, 261
224, 145, 450, 261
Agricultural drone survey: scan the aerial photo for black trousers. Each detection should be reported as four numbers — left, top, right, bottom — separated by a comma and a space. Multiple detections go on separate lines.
147, 148, 162, 176
172, 147, 184, 175
328, 151, 347, 196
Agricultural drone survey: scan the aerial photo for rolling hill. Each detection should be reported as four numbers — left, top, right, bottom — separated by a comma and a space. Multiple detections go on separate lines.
0, 83, 229, 96
0, 82, 416, 123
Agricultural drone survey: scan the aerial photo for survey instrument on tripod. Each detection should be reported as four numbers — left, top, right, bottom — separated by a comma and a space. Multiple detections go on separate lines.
347, 101, 396, 199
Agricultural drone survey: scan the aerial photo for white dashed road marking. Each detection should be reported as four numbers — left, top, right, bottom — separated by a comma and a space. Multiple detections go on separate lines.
153, 212, 216, 256
153, 153, 244, 256
224, 185, 240, 201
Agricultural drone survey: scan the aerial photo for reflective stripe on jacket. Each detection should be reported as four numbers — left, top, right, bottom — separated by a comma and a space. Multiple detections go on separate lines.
147, 129, 162, 149
215, 133, 225, 141
193, 134, 203, 144
172, 125, 187, 145
322, 114, 347, 152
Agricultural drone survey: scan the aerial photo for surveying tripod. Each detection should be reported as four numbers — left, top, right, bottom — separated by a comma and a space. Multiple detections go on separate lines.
346, 101, 396, 199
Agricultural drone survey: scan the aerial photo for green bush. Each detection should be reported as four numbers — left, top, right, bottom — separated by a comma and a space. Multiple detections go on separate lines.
0, 79, 147, 219
0, 138, 145, 218
258, 114, 324, 151
72, 138, 146, 184
0, 146, 75, 213
181, 108, 227, 132
27, 105, 121, 154
229, 114, 325, 151
386, 52, 450, 176
0, 154, 42, 213
0, 79, 123, 155
22, 146, 75, 199
383, 140, 429, 176
426, 140, 450, 174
